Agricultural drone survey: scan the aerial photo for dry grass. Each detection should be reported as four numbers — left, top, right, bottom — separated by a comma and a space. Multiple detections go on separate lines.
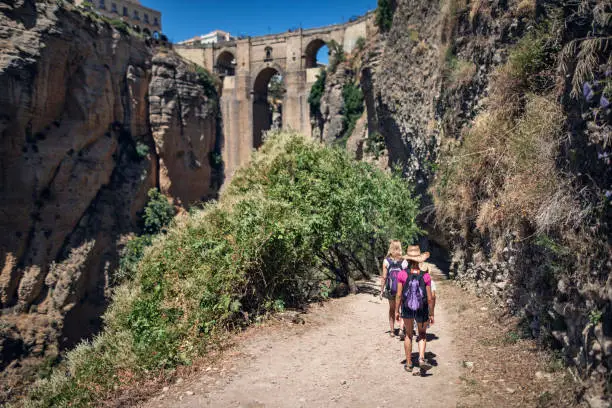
442, 280, 587, 408
487, 64, 525, 118
448, 57, 477, 88
413, 40, 429, 56
434, 92, 577, 237
469, 0, 491, 25
516, 0, 536, 17
433, 18, 584, 240
440, 0, 467, 44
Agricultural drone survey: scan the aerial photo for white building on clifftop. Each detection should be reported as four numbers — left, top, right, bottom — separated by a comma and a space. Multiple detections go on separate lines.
178, 30, 234, 46
75, 0, 162, 35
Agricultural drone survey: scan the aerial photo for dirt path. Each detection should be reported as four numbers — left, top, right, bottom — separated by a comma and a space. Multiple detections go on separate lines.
142, 272, 459, 408
139, 264, 582, 408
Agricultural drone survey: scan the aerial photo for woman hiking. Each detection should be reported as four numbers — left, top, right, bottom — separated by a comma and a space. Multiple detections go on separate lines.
395, 245, 435, 375
379, 240, 405, 338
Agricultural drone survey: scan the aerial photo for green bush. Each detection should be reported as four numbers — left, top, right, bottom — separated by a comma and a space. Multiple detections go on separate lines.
194, 65, 219, 101
268, 74, 285, 101
23, 132, 421, 406
327, 40, 345, 73
114, 235, 153, 284
340, 82, 364, 143
308, 70, 326, 115
134, 141, 149, 159
366, 131, 386, 158
142, 188, 174, 235
209, 151, 223, 169
509, 30, 548, 83
355, 37, 366, 52
375, 0, 394, 32
109, 19, 130, 35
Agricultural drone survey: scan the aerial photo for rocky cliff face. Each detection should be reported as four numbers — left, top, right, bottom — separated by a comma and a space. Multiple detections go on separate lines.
363, 1, 442, 188
0, 0, 219, 394
315, 0, 610, 402
150, 52, 220, 206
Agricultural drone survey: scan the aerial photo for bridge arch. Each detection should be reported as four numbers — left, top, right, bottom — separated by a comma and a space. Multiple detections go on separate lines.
252, 65, 285, 148
174, 12, 373, 176
216, 50, 236, 76
304, 39, 328, 68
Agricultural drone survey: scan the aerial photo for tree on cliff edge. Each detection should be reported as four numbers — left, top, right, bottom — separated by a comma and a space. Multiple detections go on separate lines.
376, 0, 394, 32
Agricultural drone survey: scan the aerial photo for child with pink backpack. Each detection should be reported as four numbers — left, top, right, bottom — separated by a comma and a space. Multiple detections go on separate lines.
395, 245, 435, 375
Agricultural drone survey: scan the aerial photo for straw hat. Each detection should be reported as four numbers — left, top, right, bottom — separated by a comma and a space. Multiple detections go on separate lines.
404, 245, 430, 263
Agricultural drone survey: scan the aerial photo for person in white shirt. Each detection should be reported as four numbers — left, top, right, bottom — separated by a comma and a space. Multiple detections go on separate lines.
379, 240, 405, 337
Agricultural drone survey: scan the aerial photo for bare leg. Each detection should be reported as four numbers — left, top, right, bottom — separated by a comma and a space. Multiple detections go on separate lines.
417, 321, 432, 372
417, 322, 428, 360
387, 299, 396, 336
402, 318, 415, 369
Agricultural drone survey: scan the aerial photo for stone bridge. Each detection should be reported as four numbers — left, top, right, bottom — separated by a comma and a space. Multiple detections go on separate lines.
175, 13, 374, 176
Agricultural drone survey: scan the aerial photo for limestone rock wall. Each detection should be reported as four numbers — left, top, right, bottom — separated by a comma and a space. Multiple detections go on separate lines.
362, 0, 443, 189
0, 0, 219, 392
149, 52, 218, 206
318, 66, 348, 144
313, 0, 610, 401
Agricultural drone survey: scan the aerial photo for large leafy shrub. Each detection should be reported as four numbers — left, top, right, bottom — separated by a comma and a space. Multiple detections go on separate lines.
24, 131, 421, 407
142, 188, 174, 235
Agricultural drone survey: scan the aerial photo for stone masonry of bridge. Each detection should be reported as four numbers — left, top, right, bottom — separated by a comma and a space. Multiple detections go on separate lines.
175, 13, 374, 177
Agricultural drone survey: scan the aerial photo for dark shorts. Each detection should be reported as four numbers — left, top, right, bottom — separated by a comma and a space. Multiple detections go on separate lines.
382, 289, 396, 300
400, 304, 429, 323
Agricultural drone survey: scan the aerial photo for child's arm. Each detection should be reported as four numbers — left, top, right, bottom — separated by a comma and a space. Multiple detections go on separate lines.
426, 285, 434, 325
431, 281, 437, 317
395, 282, 403, 321
379, 261, 388, 296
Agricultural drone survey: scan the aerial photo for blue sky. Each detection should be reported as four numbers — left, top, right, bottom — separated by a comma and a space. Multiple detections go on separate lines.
144, 0, 377, 43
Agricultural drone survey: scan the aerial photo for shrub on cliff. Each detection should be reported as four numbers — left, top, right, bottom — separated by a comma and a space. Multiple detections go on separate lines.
375, 0, 394, 32
327, 40, 345, 73
142, 188, 175, 235
24, 131, 421, 407
308, 70, 326, 114
340, 82, 364, 144
113, 189, 175, 285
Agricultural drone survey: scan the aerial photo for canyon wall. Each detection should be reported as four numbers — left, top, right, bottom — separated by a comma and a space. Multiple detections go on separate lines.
314, 0, 610, 402
0, 0, 219, 392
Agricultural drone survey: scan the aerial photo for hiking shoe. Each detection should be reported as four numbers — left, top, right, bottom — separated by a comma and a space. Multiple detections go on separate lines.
418, 358, 432, 371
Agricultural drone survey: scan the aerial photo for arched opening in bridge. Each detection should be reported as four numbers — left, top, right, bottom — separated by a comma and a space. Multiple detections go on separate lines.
216, 51, 236, 76
252, 67, 285, 148
305, 39, 329, 68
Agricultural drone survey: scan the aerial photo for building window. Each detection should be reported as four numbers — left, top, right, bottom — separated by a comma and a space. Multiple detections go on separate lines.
99, 0, 105, 9
153, 17, 159, 26
111, 2, 117, 12
133, 10, 140, 20
144, 13, 149, 24
265, 47, 273, 61
123, 6, 128, 16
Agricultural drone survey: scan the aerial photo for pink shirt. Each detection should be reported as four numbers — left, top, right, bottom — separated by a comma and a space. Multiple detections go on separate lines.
397, 269, 431, 286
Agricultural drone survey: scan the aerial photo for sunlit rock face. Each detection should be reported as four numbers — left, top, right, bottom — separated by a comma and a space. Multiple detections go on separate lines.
0, 0, 218, 394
